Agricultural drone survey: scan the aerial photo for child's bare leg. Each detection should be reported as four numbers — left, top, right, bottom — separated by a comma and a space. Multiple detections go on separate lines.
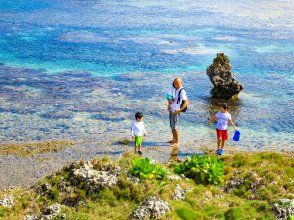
221, 140, 225, 149
138, 144, 142, 152
217, 139, 222, 149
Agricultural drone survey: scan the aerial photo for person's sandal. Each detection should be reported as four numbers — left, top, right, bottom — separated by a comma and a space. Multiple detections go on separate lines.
167, 140, 175, 144
138, 151, 143, 155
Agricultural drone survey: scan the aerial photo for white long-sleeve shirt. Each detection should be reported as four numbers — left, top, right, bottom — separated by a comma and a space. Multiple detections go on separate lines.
131, 120, 146, 137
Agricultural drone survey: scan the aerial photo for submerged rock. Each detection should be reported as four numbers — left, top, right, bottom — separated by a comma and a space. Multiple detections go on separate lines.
207, 53, 243, 99
0, 194, 14, 208
131, 196, 170, 219
272, 199, 294, 220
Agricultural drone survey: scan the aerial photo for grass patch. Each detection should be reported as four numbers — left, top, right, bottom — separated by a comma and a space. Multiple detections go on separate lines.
0, 140, 75, 157
1, 151, 293, 219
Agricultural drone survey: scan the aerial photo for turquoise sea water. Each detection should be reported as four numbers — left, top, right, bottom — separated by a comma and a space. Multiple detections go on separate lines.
0, 0, 293, 150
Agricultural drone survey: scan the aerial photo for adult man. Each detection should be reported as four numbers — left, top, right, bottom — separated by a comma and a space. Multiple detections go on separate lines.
167, 77, 189, 146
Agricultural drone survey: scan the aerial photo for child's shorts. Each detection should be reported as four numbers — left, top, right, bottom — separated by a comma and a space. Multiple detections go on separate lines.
216, 129, 228, 140
135, 136, 143, 147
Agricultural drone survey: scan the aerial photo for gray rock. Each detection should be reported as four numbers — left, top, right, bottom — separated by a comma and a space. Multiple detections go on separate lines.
127, 173, 140, 184
207, 53, 243, 99
0, 194, 14, 208
180, 174, 186, 178
24, 204, 64, 220
23, 215, 39, 220
214, 194, 223, 199
41, 203, 63, 220
168, 175, 181, 182
35, 183, 52, 195
131, 196, 170, 219
173, 184, 188, 201
272, 199, 294, 220
224, 171, 263, 193
73, 161, 121, 192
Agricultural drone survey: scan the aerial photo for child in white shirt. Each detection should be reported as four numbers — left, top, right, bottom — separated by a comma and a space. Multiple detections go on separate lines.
210, 103, 237, 155
131, 112, 147, 155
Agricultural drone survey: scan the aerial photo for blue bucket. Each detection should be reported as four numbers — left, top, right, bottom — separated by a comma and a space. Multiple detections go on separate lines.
233, 130, 241, 142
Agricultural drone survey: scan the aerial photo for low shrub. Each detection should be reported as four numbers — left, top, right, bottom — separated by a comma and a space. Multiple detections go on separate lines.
174, 154, 224, 185
130, 157, 166, 180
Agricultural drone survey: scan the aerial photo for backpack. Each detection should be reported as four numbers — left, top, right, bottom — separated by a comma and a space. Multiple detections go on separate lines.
177, 88, 188, 112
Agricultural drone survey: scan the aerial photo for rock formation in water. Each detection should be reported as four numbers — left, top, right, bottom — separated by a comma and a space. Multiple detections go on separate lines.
206, 53, 243, 99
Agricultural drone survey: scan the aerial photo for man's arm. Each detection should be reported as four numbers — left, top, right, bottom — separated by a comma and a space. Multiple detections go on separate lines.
180, 100, 189, 111
175, 99, 189, 114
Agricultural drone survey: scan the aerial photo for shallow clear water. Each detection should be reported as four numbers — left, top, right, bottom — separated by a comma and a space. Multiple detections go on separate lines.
0, 0, 293, 150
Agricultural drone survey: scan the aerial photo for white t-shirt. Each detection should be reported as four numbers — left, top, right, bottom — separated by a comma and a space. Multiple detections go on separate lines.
215, 112, 231, 130
167, 86, 188, 112
131, 121, 146, 137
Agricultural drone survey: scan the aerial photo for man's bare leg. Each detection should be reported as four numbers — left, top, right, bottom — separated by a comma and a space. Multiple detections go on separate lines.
168, 129, 177, 144
171, 129, 179, 145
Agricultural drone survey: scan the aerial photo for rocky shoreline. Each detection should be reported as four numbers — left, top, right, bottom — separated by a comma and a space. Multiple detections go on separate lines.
0, 146, 293, 219
0, 139, 293, 190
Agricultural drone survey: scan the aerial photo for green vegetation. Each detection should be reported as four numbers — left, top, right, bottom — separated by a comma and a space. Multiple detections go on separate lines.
130, 157, 167, 180
174, 154, 224, 185
223, 152, 294, 201
0, 151, 293, 219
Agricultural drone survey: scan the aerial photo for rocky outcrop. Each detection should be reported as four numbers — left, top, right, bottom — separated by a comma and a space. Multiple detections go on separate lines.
35, 183, 52, 196
131, 196, 170, 219
127, 173, 140, 184
272, 199, 294, 220
72, 161, 121, 192
0, 194, 14, 208
173, 184, 188, 201
207, 53, 243, 99
168, 175, 181, 182
23, 215, 39, 220
24, 203, 64, 220
41, 203, 64, 220
224, 171, 263, 193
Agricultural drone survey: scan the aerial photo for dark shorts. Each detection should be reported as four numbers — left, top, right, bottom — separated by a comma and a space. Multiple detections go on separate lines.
216, 129, 228, 140
169, 112, 178, 130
